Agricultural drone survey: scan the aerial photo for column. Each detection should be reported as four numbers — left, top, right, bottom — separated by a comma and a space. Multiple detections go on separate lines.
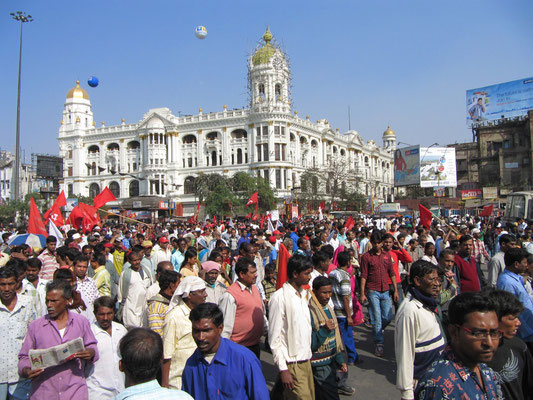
197, 131, 205, 167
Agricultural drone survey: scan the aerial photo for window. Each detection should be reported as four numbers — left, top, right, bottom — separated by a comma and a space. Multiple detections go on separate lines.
282, 144, 286, 161
275, 143, 281, 161
68, 184, 73, 197
274, 126, 280, 136
257, 145, 262, 162
89, 183, 100, 198
275, 84, 281, 96
68, 167, 73, 177
256, 127, 261, 138
262, 126, 268, 137
188, 157, 193, 168
109, 181, 120, 198
212, 151, 217, 166
259, 84, 265, 96
67, 150, 72, 159
184, 177, 195, 194
129, 180, 139, 197
276, 169, 281, 189
237, 149, 243, 164
503, 140, 510, 149
263, 144, 269, 161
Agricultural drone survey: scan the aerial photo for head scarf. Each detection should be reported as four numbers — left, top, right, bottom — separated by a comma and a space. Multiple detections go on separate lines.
201, 261, 221, 272
168, 276, 206, 310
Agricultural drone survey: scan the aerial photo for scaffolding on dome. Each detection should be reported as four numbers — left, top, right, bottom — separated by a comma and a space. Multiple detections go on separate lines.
246, 29, 293, 111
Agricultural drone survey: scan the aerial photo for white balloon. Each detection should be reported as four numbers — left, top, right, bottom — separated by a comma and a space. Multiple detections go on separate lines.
195, 26, 208, 39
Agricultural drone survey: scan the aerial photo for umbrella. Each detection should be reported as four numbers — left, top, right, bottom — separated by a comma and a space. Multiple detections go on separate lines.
7, 233, 46, 248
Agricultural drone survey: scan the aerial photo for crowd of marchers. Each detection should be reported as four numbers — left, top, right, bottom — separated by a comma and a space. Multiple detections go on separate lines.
0, 213, 532, 400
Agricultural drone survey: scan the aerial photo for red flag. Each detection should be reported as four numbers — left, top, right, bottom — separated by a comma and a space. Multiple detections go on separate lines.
79, 203, 100, 232
28, 198, 48, 237
319, 201, 325, 210
93, 187, 117, 209
195, 201, 201, 222
344, 216, 355, 231
276, 244, 290, 289
479, 204, 494, 217
43, 191, 67, 222
213, 215, 217, 225
246, 192, 258, 206
67, 206, 84, 230
187, 215, 196, 224
245, 212, 252, 219
419, 204, 433, 229
260, 214, 265, 229
48, 204, 64, 227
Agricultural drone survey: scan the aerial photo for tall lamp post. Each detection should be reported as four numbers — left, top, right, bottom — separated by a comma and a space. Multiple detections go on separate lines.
10, 11, 33, 202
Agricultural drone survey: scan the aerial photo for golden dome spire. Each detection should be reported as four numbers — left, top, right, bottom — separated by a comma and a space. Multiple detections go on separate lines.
252, 28, 276, 66
383, 125, 395, 137
66, 80, 89, 100
263, 27, 272, 43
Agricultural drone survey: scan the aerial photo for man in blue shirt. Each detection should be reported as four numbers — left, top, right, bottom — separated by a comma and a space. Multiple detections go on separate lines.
182, 303, 269, 400
415, 292, 503, 400
496, 247, 533, 343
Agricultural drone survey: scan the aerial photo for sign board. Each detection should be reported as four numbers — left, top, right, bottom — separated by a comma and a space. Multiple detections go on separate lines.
483, 187, 498, 199
420, 147, 457, 188
394, 146, 420, 186
374, 203, 400, 213
65, 198, 78, 212
132, 201, 142, 209
268, 210, 280, 221
461, 189, 482, 200
466, 77, 533, 126
291, 205, 299, 219
504, 162, 519, 169
434, 187, 446, 197
158, 201, 169, 210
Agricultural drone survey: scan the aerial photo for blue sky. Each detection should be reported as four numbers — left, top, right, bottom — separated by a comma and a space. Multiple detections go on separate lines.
1, 0, 532, 159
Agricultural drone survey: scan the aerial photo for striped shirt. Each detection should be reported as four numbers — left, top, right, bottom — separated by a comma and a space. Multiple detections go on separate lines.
329, 268, 352, 318
147, 294, 170, 337
93, 265, 111, 297
37, 248, 59, 281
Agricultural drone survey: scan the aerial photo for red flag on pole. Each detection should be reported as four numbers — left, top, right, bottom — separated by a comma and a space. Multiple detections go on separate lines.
67, 206, 84, 230
319, 201, 325, 210
419, 204, 433, 229
276, 244, 290, 289
479, 204, 494, 217
47, 204, 64, 227
43, 190, 67, 223
195, 201, 201, 222
245, 212, 252, 219
28, 198, 48, 237
246, 192, 258, 206
260, 214, 265, 229
94, 187, 117, 209
79, 203, 100, 232
344, 216, 355, 231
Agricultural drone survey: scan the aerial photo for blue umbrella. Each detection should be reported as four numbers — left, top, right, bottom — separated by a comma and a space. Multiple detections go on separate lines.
7, 233, 47, 248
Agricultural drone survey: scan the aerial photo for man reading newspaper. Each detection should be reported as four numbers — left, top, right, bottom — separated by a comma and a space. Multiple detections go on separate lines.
18, 280, 98, 400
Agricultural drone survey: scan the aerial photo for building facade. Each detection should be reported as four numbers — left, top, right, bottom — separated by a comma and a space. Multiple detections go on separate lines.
0, 151, 34, 203
58, 29, 396, 214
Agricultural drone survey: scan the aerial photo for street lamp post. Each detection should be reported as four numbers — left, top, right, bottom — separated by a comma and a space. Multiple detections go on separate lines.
11, 11, 33, 202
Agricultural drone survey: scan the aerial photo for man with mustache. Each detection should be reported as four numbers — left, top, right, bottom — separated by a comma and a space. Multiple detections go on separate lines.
182, 303, 269, 399
395, 260, 446, 400
415, 292, 503, 399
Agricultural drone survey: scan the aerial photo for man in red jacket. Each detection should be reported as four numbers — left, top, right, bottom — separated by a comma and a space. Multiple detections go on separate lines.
382, 233, 412, 310
453, 235, 486, 293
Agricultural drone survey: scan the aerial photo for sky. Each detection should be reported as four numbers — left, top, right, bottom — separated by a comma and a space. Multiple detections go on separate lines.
1, 0, 532, 161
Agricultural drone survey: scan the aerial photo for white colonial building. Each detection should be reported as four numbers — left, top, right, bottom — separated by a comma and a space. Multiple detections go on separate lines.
58, 29, 396, 215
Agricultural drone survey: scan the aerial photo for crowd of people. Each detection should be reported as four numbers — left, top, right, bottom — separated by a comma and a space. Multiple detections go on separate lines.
0, 213, 532, 399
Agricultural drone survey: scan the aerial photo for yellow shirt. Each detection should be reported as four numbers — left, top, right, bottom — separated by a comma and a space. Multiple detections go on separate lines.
162, 301, 197, 389
179, 267, 198, 278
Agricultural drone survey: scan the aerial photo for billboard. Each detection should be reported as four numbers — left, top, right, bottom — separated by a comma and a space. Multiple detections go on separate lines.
420, 147, 457, 188
461, 189, 482, 200
466, 77, 533, 126
35, 155, 63, 179
394, 146, 420, 186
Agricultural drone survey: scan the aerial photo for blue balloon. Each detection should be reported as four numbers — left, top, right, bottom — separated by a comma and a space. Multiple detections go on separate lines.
88, 76, 99, 88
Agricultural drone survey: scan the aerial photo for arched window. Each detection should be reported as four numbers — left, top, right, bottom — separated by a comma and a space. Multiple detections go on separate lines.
183, 135, 197, 144
129, 180, 139, 197
275, 83, 281, 96
109, 181, 120, 198
127, 141, 140, 150
184, 176, 195, 194
107, 143, 119, 151
89, 183, 100, 198
88, 145, 100, 154
237, 148, 243, 164
258, 84, 265, 96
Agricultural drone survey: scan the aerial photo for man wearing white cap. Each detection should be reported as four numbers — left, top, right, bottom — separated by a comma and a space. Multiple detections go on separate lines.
152, 237, 172, 270
162, 276, 207, 390
201, 261, 227, 304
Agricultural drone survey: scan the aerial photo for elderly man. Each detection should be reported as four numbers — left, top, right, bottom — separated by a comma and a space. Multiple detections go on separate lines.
201, 261, 227, 304
18, 279, 99, 400
162, 276, 207, 390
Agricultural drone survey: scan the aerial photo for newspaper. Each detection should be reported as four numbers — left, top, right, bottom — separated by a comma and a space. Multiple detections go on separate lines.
29, 338, 85, 370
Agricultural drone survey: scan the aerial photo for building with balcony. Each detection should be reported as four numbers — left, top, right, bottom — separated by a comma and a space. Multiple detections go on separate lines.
58, 29, 396, 215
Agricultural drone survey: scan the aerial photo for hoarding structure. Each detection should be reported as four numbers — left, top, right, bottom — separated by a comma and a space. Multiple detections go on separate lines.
394, 146, 420, 186
466, 77, 533, 126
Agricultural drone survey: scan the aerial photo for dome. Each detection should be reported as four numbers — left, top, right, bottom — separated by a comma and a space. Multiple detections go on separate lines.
383, 125, 395, 137
252, 28, 277, 66
66, 81, 89, 100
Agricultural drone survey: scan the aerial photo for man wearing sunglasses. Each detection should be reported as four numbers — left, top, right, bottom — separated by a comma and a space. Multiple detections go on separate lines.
415, 292, 503, 399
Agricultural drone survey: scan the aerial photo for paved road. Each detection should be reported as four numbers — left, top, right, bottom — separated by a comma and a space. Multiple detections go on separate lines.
260, 320, 399, 398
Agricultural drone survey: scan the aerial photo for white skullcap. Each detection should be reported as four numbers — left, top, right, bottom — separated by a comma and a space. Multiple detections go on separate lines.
168, 276, 206, 310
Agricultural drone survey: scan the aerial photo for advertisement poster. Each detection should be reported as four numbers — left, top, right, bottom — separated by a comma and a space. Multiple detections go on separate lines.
420, 147, 457, 188
394, 146, 420, 186
461, 189, 482, 200
466, 77, 533, 126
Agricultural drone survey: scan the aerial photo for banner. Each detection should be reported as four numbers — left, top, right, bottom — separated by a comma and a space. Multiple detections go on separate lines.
466, 77, 533, 126
461, 189, 482, 200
